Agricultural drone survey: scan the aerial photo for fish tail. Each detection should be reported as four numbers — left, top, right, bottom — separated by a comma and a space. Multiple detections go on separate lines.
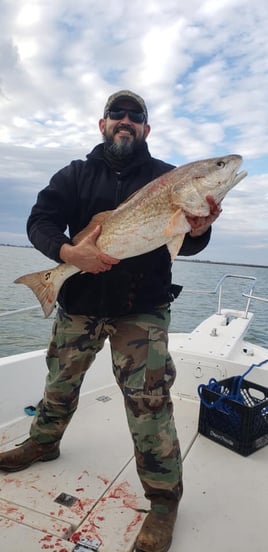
14, 266, 63, 318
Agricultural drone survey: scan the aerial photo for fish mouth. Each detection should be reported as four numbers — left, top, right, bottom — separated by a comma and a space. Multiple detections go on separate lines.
234, 169, 247, 185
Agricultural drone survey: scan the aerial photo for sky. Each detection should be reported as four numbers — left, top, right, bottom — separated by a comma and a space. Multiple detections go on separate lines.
0, 0, 267, 266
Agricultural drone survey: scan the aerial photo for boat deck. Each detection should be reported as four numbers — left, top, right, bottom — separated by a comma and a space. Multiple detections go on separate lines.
1, 381, 267, 552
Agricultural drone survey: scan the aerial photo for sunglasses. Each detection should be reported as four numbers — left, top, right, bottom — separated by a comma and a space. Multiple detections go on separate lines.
105, 109, 146, 124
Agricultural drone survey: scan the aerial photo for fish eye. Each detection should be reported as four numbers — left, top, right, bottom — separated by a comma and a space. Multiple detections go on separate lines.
217, 160, 225, 168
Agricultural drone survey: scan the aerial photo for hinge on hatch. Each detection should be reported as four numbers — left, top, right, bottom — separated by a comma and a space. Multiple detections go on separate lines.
73, 537, 101, 551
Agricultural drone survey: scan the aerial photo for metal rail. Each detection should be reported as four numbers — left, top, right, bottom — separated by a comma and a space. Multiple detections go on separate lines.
0, 305, 41, 317
242, 293, 268, 303
183, 273, 267, 318
0, 274, 267, 319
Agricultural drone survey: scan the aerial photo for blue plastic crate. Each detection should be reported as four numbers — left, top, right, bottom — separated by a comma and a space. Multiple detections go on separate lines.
198, 377, 268, 456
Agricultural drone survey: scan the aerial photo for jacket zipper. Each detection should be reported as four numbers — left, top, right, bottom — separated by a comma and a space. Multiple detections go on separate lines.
114, 172, 123, 206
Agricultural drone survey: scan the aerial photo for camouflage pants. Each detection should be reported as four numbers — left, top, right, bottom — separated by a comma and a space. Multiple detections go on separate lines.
30, 306, 183, 507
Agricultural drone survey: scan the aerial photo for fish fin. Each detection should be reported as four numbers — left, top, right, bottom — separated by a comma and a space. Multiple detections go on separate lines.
73, 211, 112, 244
167, 234, 186, 261
14, 266, 64, 318
164, 209, 191, 237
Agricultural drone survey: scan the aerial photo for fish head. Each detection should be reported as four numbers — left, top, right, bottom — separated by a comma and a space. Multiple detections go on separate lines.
171, 154, 247, 216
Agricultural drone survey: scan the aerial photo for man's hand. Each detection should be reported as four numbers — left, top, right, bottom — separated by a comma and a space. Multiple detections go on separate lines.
60, 225, 120, 274
186, 196, 222, 238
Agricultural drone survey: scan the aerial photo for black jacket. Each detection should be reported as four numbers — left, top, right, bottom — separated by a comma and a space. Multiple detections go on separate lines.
27, 142, 211, 316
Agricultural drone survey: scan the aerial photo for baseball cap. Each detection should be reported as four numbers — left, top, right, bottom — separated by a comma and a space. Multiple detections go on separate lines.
103, 90, 148, 122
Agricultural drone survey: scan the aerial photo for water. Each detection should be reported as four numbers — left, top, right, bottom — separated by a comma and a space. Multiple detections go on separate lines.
0, 246, 56, 357
0, 245, 267, 357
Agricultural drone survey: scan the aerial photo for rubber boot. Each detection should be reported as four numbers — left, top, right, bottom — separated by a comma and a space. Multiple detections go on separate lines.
0, 438, 60, 472
134, 505, 178, 552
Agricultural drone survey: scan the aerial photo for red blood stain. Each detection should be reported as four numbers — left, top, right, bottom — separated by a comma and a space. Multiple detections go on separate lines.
77, 470, 89, 480
3, 477, 23, 487
3, 505, 26, 525
97, 475, 110, 485
70, 497, 94, 517
123, 495, 138, 509
40, 535, 53, 542
5, 506, 18, 514
39, 534, 70, 551
107, 481, 138, 510
70, 519, 103, 546
125, 512, 143, 536
108, 481, 130, 499
70, 531, 82, 543
77, 500, 84, 511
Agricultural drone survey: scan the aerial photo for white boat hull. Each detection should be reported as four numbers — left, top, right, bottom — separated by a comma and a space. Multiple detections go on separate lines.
1, 273, 267, 551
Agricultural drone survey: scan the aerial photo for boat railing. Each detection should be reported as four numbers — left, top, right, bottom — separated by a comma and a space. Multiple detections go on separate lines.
0, 305, 41, 318
242, 293, 268, 303
183, 273, 267, 318
0, 274, 267, 321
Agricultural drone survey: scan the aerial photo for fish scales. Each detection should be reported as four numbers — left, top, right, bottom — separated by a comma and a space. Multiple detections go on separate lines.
96, 176, 176, 256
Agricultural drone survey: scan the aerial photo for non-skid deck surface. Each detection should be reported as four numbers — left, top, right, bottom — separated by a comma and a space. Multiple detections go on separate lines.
0, 387, 267, 551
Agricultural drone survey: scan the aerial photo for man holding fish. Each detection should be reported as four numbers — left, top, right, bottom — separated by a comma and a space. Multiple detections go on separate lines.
0, 90, 246, 552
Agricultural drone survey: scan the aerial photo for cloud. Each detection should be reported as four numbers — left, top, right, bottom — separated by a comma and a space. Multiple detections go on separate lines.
0, 0, 267, 265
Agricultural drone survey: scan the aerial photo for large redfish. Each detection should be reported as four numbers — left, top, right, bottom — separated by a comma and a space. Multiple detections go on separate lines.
15, 155, 247, 317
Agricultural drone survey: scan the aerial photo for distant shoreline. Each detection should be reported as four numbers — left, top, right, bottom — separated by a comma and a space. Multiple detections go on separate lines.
174, 258, 268, 269
1, 243, 267, 269
0, 243, 33, 248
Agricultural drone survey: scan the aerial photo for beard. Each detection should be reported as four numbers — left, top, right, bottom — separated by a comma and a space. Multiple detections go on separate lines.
103, 124, 145, 159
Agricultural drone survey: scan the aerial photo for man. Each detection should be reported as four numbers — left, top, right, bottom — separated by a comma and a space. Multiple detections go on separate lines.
0, 90, 220, 552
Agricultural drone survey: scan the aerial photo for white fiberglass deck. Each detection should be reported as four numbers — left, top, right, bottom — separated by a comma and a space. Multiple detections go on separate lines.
0, 382, 267, 552
1, 271, 268, 552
